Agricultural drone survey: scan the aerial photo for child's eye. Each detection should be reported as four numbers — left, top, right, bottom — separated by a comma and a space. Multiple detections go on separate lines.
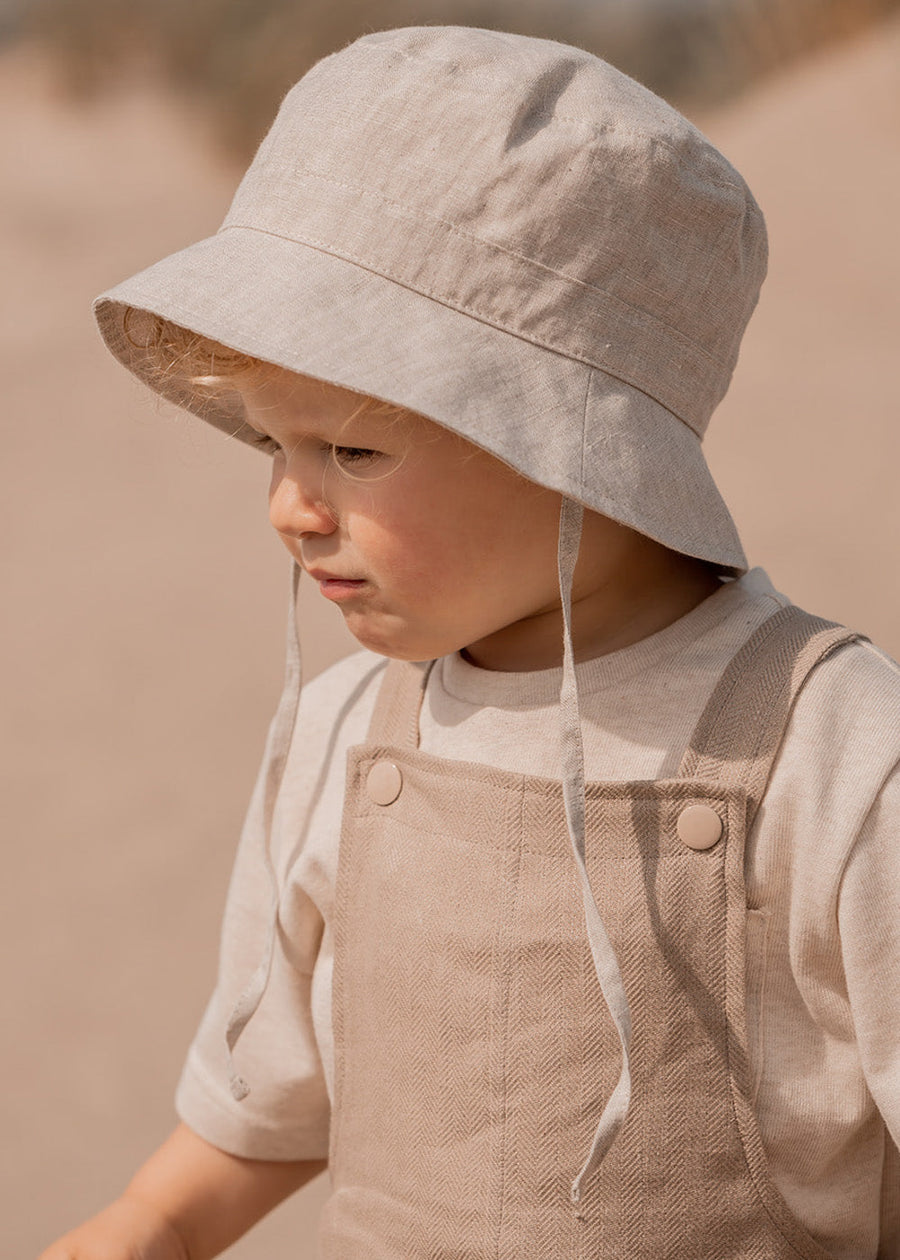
332, 445, 381, 466
248, 431, 282, 456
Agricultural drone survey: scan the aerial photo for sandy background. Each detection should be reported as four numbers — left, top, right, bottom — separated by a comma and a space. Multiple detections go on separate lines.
2, 17, 898, 1256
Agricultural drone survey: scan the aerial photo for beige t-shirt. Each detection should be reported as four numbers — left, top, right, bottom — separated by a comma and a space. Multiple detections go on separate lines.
177, 570, 900, 1258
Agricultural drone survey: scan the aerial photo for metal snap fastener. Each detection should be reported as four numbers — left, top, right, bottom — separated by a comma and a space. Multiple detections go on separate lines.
676, 803, 723, 851
366, 761, 403, 806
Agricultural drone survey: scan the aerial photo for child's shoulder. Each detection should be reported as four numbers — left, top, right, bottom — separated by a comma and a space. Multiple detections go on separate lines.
801, 634, 899, 717
744, 570, 899, 760
786, 632, 899, 789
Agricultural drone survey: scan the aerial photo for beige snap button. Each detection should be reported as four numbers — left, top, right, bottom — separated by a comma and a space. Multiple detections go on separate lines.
676, 803, 723, 851
366, 761, 403, 806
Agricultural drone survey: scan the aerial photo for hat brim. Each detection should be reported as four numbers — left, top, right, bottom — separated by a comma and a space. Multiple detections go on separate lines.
94, 226, 747, 575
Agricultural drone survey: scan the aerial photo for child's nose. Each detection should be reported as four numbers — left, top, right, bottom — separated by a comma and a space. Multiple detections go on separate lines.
268, 466, 337, 538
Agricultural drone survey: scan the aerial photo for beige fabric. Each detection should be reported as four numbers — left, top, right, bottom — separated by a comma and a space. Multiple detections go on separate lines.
318, 607, 865, 1256
177, 570, 900, 1257
92, 25, 765, 572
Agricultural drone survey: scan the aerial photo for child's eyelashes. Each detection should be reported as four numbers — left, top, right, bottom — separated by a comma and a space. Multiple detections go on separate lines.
332, 445, 381, 467
246, 429, 382, 468
247, 430, 282, 456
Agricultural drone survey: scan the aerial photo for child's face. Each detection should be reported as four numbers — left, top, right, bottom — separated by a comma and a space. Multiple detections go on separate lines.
239, 368, 681, 670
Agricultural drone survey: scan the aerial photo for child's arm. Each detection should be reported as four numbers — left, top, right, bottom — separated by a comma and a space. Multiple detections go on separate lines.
38, 1122, 326, 1260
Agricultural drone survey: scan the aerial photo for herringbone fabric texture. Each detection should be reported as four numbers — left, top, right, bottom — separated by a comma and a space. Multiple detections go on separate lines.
321, 610, 859, 1258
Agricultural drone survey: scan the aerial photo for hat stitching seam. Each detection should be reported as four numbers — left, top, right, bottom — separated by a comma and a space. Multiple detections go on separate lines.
218, 224, 704, 434
101, 306, 742, 562
227, 168, 729, 373
218, 221, 719, 431
143, 242, 707, 442
580, 371, 591, 490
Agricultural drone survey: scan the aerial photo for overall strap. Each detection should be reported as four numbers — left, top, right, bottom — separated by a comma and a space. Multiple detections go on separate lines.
678, 604, 864, 827
366, 658, 433, 749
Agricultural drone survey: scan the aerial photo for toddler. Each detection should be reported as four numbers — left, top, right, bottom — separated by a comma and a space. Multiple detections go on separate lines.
42, 25, 898, 1260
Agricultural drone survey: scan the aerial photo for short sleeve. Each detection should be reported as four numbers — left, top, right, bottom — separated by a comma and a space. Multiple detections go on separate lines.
748, 637, 900, 1240
839, 759, 900, 1148
175, 648, 386, 1160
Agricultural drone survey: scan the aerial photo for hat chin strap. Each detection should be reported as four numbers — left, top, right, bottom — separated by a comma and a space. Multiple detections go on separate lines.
557, 496, 633, 1210
224, 560, 303, 1101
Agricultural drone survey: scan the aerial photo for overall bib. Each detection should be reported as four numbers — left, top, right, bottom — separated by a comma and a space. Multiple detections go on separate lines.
319, 608, 871, 1259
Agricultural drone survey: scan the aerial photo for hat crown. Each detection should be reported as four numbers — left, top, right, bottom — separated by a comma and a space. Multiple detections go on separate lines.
224, 25, 767, 435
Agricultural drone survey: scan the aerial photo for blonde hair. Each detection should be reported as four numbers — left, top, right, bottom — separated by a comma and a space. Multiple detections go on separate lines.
124, 309, 273, 397
123, 308, 411, 424
121, 309, 420, 484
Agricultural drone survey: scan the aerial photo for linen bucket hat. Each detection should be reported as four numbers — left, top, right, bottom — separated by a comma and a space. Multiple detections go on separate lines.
94, 24, 766, 574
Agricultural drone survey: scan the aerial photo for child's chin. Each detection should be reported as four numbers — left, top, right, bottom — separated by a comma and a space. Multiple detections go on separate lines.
343, 618, 418, 661
343, 618, 455, 663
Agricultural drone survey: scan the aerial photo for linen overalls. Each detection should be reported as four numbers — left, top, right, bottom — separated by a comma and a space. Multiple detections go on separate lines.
318, 608, 875, 1259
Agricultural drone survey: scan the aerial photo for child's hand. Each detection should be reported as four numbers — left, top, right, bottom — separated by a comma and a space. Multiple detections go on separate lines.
37, 1124, 324, 1260
37, 1193, 188, 1260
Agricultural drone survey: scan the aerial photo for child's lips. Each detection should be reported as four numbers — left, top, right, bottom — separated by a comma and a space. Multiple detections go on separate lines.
306, 568, 368, 602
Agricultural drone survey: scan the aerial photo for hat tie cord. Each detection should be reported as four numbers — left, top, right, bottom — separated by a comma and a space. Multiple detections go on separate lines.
557, 496, 633, 1211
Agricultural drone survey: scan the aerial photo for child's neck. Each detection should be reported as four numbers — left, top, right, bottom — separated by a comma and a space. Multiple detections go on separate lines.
464, 537, 724, 673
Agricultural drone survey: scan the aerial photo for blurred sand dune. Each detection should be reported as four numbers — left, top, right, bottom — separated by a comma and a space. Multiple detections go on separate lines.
2, 18, 897, 1255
